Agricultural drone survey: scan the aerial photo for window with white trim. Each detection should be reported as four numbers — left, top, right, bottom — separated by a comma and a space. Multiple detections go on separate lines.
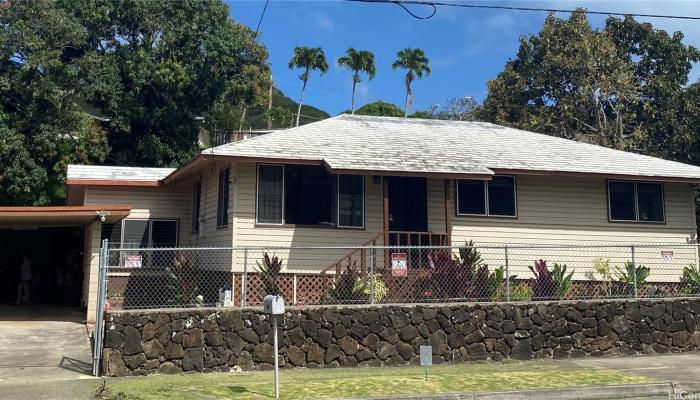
256, 164, 364, 228
456, 176, 517, 217
608, 181, 664, 222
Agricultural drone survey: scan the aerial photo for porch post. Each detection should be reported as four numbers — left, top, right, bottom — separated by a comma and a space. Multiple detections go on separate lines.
383, 177, 389, 246
444, 178, 452, 246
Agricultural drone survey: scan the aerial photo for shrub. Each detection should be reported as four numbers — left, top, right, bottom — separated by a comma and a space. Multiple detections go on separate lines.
614, 261, 650, 295
426, 241, 488, 300
352, 273, 388, 303
487, 265, 518, 302
682, 264, 700, 293
511, 282, 534, 301
587, 257, 612, 298
529, 259, 555, 300
326, 261, 365, 304
552, 263, 575, 299
167, 253, 202, 306
256, 253, 283, 296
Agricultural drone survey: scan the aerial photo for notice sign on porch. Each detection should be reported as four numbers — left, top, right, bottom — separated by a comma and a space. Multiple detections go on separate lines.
391, 253, 407, 277
124, 255, 143, 268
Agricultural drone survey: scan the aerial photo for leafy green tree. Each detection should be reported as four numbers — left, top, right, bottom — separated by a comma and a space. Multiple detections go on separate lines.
478, 10, 700, 156
0, 0, 270, 204
345, 101, 404, 117
289, 46, 329, 127
0, 0, 110, 204
266, 106, 294, 129
392, 48, 431, 117
337, 48, 377, 114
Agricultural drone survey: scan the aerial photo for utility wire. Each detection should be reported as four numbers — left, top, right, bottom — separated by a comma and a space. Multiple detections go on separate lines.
346, 0, 700, 21
253, 0, 270, 38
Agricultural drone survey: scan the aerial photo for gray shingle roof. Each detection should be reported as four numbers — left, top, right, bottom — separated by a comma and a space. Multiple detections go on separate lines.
67, 165, 175, 181
206, 114, 700, 180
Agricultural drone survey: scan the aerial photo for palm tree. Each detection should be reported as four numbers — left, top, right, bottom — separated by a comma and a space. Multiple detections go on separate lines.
337, 48, 377, 114
288, 46, 329, 127
391, 48, 431, 117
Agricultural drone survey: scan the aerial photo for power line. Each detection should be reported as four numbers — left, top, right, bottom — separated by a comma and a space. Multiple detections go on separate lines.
253, 0, 270, 38
346, 0, 700, 21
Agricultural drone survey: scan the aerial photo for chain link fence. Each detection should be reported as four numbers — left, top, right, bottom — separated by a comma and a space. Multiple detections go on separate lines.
103, 243, 700, 311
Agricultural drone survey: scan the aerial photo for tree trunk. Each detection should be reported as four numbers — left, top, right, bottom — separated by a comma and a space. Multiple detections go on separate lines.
404, 88, 410, 118
296, 78, 307, 127
351, 80, 357, 114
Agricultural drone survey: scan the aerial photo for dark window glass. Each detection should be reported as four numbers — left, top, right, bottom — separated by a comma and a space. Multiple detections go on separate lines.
151, 220, 178, 247
192, 181, 201, 233
338, 175, 363, 227
217, 168, 230, 227
101, 223, 122, 248
488, 176, 516, 216
457, 180, 486, 215
609, 181, 636, 221
257, 165, 284, 224
285, 165, 335, 225
123, 220, 150, 248
637, 183, 664, 222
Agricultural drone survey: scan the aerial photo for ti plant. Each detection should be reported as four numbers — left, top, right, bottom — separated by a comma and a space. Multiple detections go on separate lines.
256, 253, 283, 296
590, 257, 613, 298
327, 260, 365, 303
529, 259, 555, 300
487, 265, 518, 301
681, 264, 700, 293
552, 263, 575, 299
614, 261, 650, 294
352, 272, 388, 303
167, 253, 202, 306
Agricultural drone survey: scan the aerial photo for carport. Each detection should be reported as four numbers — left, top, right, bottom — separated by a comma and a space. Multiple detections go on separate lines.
0, 205, 130, 323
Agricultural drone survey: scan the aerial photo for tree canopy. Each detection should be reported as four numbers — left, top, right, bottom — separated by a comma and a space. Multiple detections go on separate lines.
0, 0, 269, 205
392, 48, 431, 117
478, 10, 700, 163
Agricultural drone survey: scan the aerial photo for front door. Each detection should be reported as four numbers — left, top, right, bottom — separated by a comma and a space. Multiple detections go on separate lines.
388, 177, 428, 233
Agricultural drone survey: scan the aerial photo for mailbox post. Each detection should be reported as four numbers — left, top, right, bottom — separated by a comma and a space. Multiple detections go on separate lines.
263, 295, 285, 399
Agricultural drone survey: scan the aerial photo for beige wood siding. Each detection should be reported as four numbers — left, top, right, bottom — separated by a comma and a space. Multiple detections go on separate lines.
231, 162, 384, 273
449, 175, 698, 281
427, 178, 446, 233
84, 183, 195, 246
193, 162, 234, 249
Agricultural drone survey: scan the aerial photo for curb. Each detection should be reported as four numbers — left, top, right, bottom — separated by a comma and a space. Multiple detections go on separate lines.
330, 381, 700, 400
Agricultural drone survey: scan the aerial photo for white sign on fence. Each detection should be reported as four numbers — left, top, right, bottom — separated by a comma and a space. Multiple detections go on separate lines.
391, 253, 407, 277
124, 255, 142, 268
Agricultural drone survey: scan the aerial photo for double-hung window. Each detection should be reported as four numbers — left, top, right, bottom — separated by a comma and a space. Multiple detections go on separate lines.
608, 181, 664, 222
217, 167, 230, 227
100, 219, 179, 267
256, 164, 364, 228
456, 176, 517, 217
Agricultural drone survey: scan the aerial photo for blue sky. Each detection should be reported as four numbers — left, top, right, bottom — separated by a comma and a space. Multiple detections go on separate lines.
229, 1, 700, 117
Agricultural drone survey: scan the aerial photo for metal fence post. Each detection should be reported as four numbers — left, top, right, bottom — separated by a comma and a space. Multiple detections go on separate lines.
92, 239, 108, 376
369, 247, 376, 304
631, 245, 638, 299
504, 245, 511, 302
241, 247, 248, 307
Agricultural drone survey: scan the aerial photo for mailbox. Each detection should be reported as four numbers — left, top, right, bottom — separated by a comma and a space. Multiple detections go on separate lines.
263, 295, 285, 315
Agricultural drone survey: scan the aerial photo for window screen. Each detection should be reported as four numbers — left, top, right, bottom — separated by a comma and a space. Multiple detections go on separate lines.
609, 181, 637, 221
217, 168, 230, 227
284, 165, 335, 225
123, 220, 150, 248
257, 165, 284, 224
151, 220, 178, 247
456, 180, 486, 215
487, 176, 516, 216
338, 175, 364, 227
637, 183, 664, 222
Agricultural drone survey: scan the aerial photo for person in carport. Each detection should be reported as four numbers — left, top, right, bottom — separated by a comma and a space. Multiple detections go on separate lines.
16, 253, 32, 305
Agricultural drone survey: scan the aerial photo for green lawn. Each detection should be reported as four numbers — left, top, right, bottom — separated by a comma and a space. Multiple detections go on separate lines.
100, 361, 653, 400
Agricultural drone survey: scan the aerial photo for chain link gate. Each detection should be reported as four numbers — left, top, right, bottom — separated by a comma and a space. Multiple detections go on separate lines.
92, 239, 109, 376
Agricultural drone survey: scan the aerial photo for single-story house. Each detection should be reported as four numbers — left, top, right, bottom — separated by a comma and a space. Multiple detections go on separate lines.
6, 114, 700, 321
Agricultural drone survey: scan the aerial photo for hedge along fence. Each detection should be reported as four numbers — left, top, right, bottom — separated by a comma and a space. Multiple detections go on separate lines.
101, 298, 700, 376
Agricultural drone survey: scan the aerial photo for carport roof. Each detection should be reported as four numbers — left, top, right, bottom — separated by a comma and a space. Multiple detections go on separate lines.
0, 205, 131, 228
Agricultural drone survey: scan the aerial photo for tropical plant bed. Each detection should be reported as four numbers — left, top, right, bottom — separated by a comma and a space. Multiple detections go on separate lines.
99, 360, 653, 400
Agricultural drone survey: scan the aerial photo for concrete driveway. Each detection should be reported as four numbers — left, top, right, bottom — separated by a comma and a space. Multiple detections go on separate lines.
0, 306, 100, 399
